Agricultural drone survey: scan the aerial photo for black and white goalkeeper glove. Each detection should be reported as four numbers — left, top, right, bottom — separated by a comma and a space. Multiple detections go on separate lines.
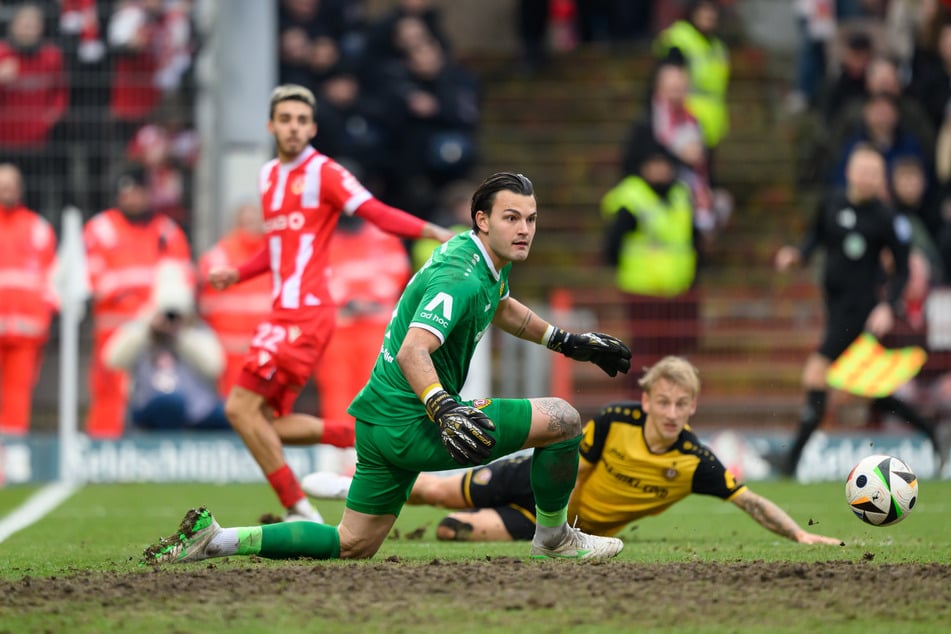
425, 389, 496, 466
546, 327, 632, 377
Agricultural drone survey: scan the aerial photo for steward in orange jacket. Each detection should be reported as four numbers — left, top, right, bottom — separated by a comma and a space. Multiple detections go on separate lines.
0, 164, 57, 435
83, 167, 191, 438
198, 202, 271, 396
315, 215, 411, 426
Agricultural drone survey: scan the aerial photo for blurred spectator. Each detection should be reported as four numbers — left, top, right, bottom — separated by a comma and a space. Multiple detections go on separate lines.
517, 0, 550, 73
314, 214, 411, 424
278, 0, 367, 85
0, 3, 69, 215
907, 14, 951, 131
890, 157, 942, 327
885, 0, 940, 71
0, 163, 57, 436
107, 0, 193, 149
383, 36, 480, 217
831, 93, 927, 187
312, 65, 392, 192
788, 0, 837, 113
83, 165, 191, 439
364, 0, 449, 64
602, 146, 699, 367
654, 0, 730, 151
622, 61, 723, 239
126, 104, 199, 231
828, 56, 934, 161
104, 260, 228, 432
410, 179, 474, 270
198, 200, 270, 396
820, 31, 874, 125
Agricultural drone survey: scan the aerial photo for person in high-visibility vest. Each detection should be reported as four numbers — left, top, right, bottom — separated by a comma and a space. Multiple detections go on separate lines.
83, 165, 191, 438
315, 214, 412, 425
602, 146, 699, 362
198, 201, 270, 396
654, 0, 729, 149
0, 163, 57, 435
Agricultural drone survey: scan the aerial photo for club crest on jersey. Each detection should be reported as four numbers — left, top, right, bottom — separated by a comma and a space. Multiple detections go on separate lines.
473, 469, 492, 485
291, 176, 304, 195
664, 467, 678, 480
499, 282, 505, 297
471, 398, 492, 409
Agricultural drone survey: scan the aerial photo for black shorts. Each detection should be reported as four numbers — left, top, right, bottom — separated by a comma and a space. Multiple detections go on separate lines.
819, 295, 876, 361
457, 453, 536, 541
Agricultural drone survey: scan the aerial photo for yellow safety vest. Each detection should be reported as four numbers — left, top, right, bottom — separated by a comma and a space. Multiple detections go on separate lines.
655, 20, 730, 147
602, 176, 696, 297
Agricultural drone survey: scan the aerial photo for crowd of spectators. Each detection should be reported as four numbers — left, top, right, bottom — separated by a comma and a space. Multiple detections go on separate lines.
790, 3, 951, 334
0, 0, 197, 231
278, 0, 481, 220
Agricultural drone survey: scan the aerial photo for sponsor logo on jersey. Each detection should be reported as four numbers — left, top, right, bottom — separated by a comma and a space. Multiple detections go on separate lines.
421, 292, 453, 326
471, 398, 492, 409
263, 211, 306, 232
288, 325, 301, 342
604, 461, 669, 498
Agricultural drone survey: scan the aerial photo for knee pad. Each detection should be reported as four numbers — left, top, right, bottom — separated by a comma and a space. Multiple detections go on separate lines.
436, 516, 474, 542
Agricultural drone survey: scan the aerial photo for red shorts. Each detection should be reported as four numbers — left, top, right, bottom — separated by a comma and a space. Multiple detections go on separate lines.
236, 310, 335, 416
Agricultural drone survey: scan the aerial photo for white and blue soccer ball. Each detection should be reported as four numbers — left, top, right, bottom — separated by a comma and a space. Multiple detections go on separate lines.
845, 454, 918, 527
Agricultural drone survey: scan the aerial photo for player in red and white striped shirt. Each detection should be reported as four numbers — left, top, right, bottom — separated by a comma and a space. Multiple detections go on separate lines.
209, 85, 452, 522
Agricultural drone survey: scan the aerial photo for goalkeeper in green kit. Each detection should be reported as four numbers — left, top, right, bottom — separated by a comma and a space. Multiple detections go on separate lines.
144, 172, 633, 563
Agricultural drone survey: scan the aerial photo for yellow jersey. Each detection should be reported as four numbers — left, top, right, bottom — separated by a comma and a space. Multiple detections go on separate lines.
569, 401, 746, 536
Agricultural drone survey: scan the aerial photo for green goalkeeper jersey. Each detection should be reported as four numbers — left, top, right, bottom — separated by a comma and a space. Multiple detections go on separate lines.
348, 231, 511, 426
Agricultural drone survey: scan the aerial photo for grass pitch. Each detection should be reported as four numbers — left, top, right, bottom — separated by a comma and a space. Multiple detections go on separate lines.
0, 480, 948, 633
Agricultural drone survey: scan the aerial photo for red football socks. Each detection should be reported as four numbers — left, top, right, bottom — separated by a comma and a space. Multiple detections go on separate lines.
266, 464, 305, 509
321, 419, 355, 448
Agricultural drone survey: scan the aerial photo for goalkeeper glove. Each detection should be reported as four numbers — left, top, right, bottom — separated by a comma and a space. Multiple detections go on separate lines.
546, 327, 632, 377
425, 389, 496, 466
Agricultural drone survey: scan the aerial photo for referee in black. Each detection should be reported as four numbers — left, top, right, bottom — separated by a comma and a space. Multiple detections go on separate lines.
773, 143, 943, 476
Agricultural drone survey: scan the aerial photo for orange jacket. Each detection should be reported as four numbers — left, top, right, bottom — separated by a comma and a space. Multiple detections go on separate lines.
198, 229, 272, 357
84, 209, 191, 336
328, 221, 411, 327
0, 205, 57, 342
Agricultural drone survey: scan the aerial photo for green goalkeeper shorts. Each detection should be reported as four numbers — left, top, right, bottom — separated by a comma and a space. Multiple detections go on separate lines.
347, 397, 533, 517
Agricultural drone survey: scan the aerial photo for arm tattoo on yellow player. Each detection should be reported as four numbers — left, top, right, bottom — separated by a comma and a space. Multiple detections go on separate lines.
535, 398, 581, 441
513, 307, 534, 338
735, 491, 802, 540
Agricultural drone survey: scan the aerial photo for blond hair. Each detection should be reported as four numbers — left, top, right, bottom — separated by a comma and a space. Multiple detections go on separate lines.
638, 356, 701, 398
269, 84, 316, 119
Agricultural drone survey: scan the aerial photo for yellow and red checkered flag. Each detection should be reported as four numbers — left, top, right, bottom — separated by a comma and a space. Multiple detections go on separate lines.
826, 333, 927, 398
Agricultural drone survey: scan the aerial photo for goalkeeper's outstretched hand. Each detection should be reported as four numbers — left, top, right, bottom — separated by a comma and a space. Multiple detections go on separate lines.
425, 390, 496, 466
547, 328, 632, 377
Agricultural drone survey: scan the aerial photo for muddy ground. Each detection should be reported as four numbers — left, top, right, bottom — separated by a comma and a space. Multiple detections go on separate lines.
2, 559, 950, 632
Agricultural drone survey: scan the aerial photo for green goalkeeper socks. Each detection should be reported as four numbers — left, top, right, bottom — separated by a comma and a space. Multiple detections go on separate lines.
235, 522, 341, 559
530, 435, 581, 523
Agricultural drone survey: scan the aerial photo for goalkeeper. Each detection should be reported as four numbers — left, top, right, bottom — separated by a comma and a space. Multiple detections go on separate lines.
144, 172, 633, 564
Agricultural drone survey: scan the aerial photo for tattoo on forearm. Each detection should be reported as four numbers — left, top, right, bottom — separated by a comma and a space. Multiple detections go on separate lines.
514, 308, 534, 338
738, 493, 800, 540
535, 398, 580, 440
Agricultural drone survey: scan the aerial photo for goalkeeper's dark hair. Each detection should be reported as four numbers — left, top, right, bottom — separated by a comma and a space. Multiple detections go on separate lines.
470, 172, 534, 232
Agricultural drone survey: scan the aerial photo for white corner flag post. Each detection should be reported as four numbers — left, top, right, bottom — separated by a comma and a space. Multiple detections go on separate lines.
53, 207, 90, 485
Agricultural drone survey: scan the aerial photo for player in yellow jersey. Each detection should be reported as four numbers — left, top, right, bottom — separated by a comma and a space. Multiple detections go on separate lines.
302, 356, 843, 545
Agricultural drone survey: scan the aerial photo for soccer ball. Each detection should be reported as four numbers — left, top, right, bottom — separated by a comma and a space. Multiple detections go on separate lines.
845, 454, 918, 526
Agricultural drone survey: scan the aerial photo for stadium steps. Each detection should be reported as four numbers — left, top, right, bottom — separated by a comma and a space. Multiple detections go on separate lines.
467, 44, 816, 427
